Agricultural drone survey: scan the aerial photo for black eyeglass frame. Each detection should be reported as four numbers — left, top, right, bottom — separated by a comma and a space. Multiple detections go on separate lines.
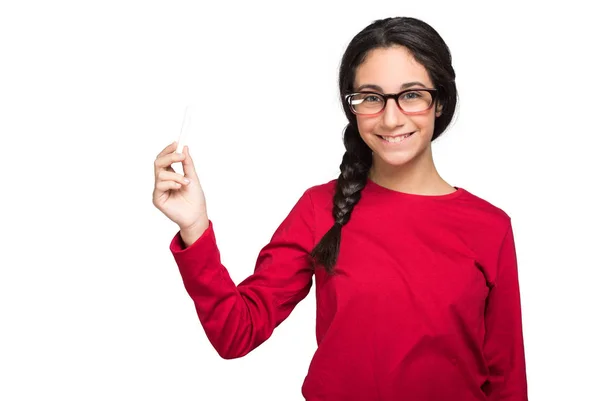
344, 88, 438, 116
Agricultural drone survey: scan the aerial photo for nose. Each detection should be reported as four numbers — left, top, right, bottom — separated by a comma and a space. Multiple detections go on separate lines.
381, 98, 408, 129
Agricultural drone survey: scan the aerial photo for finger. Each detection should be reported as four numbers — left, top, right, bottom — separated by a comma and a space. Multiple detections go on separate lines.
156, 180, 182, 192
155, 151, 185, 169
154, 151, 186, 176
158, 170, 190, 186
182, 146, 197, 177
156, 141, 177, 159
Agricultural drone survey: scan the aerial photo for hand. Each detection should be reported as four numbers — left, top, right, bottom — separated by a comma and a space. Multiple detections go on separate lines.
152, 141, 208, 231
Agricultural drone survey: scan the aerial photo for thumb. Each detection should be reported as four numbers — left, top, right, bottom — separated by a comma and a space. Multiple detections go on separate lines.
182, 145, 197, 177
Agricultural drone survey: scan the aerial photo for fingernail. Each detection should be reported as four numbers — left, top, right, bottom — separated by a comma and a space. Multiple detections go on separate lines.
183, 178, 190, 184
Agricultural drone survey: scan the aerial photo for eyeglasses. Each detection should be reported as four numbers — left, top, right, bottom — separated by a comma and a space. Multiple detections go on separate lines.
345, 88, 438, 116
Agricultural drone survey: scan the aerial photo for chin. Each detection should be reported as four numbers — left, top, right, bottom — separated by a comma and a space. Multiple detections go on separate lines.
369, 136, 429, 167
373, 153, 417, 168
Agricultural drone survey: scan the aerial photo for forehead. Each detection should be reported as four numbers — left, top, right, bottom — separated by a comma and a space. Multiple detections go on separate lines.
354, 46, 432, 90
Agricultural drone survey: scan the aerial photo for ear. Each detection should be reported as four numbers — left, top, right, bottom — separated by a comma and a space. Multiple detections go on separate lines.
435, 103, 443, 118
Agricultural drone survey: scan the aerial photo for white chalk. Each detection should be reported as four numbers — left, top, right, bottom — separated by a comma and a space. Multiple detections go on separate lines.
176, 105, 192, 154
173, 104, 194, 175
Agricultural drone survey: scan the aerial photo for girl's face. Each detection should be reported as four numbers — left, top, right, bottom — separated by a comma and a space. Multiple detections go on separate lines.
353, 46, 442, 170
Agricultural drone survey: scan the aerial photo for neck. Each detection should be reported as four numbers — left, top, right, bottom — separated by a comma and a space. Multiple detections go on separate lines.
369, 145, 451, 195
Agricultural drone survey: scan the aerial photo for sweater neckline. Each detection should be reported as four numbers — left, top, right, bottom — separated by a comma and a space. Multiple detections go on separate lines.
364, 177, 465, 201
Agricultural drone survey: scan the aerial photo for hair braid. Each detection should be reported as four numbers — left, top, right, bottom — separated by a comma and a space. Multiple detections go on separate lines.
310, 124, 372, 275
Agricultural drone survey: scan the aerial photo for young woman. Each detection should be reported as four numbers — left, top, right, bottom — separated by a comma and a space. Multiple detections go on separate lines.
152, 16, 528, 401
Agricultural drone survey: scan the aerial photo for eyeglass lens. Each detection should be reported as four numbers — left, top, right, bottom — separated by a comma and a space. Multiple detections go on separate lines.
349, 90, 433, 114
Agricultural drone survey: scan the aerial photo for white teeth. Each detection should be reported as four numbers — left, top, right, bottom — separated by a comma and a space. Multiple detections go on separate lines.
381, 133, 412, 143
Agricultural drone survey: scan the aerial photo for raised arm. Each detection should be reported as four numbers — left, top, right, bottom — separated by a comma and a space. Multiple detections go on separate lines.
169, 189, 316, 359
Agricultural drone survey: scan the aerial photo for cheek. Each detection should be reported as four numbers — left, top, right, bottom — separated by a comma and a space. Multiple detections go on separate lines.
356, 117, 377, 135
413, 115, 436, 131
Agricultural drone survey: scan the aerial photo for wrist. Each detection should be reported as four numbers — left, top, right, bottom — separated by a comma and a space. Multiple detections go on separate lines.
179, 219, 209, 248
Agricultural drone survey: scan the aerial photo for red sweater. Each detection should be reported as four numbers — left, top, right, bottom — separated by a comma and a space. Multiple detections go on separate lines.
170, 178, 528, 400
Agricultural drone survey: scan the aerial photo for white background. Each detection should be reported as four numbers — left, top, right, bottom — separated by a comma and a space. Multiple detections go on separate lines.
1, 0, 599, 400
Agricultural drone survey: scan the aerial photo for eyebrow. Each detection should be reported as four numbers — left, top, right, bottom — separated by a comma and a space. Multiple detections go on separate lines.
355, 81, 427, 92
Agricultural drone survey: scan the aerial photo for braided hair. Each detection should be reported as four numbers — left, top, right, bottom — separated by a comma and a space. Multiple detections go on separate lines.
310, 17, 458, 275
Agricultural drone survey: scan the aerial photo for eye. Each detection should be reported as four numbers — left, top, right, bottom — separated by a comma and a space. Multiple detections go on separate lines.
400, 91, 423, 101
364, 95, 383, 103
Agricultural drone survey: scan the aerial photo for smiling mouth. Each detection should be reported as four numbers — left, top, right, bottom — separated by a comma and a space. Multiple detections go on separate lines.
377, 132, 415, 143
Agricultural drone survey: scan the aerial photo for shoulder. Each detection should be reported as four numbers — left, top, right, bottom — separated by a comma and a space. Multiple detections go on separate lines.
457, 187, 513, 235
304, 178, 337, 196
461, 188, 510, 217
276, 179, 336, 215
300, 178, 337, 207
286, 179, 336, 218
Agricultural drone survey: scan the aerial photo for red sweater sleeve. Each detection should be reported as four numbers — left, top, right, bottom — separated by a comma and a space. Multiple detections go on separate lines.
169, 189, 315, 359
483, 220, 528, 400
